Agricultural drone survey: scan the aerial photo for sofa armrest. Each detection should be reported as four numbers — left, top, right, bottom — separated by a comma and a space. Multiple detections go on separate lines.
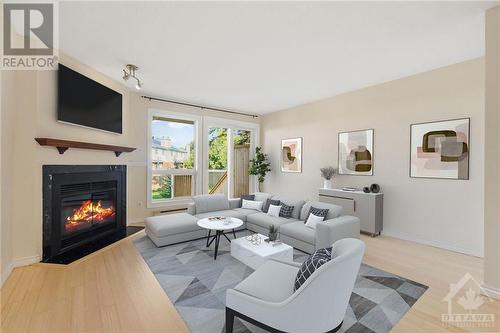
315, 215, 360, 249
229, 198, 240, 209
186, 202, 196, 215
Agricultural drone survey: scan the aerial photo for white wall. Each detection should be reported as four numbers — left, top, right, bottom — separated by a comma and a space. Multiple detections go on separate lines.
484, 6, 500, 296
0, 53, 259, 280
261, 58, 484, 257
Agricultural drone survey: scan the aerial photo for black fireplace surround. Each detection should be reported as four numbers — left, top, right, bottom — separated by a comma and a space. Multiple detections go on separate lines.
43, 165, 126, 262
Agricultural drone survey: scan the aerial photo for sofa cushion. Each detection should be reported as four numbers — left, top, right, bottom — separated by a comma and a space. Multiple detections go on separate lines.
271, 196, 305, 220
241, 199, 263, 211
306, 207, 329, 221
246, 212, 297, 230
294, 247, 332, 291
145, 213, 200, 237
280, 221, 316, 245
193, 194, 229, 214
300, 201, 343, 221
195, 209, 246, 221
234, 260, 298, 302
239, 194, 255, 207
262, 198, 280, 213
253, 192, 273, 203
232, 208, 260, 217
279, 203, 294, 218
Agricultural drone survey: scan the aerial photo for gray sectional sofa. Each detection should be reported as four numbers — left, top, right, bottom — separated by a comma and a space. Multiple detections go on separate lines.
145, 192, 360, 254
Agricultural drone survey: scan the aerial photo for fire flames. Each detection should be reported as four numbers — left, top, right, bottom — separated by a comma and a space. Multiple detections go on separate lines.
65, 200, 115, 231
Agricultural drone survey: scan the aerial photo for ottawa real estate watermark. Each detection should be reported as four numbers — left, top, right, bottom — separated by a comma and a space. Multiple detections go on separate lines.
442, 272, 496, 329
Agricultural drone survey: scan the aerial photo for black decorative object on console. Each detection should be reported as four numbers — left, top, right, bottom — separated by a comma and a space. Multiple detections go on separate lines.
363, 187, 371, 193
370, 184, 381, 193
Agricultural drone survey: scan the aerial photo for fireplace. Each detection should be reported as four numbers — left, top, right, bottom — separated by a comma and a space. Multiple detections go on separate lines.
43, 165, 126, 262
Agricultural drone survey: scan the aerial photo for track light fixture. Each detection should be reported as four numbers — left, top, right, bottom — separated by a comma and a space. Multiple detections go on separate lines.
122, 64, 142, 90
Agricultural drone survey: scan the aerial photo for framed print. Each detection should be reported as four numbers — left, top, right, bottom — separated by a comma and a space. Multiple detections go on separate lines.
281, 137, 302, 173
338, 129, 374, 176
410, 118, 470, 180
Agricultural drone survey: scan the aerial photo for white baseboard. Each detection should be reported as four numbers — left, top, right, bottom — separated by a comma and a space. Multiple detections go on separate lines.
1, 262, 14, 286
381, 230, 483, 258
12, 254, 41, 268
481, 284, 500, 300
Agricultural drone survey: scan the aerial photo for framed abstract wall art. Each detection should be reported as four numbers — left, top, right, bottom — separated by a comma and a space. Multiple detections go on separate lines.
281, 137, 302, 173
410, 118, 470, 180
338, 129, 374, 176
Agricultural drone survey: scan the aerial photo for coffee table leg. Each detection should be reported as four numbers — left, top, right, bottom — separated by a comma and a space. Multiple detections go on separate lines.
222, 232, 231, 242
206, 229, 212, 247
232, 228, 237, 239
214, 231, 221, 260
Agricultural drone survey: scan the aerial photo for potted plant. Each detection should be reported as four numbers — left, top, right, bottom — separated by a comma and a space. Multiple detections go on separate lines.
268, 224, 278, 242
249, 147, 271, 191
320, 166, 337, 189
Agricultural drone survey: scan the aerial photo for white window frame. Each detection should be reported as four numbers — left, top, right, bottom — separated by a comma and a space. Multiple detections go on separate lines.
203, 116, 260, 198
147, 109, 203, 208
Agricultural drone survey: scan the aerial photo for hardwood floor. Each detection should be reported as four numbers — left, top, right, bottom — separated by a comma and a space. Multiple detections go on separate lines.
0, 232, 189, 333
1, 232, 499, 332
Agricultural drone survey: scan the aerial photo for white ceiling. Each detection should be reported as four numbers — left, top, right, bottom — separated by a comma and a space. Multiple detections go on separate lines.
59, 1, 499, 114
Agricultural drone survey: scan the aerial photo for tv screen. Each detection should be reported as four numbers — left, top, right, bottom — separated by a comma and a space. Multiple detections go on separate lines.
57, 64, 123, 134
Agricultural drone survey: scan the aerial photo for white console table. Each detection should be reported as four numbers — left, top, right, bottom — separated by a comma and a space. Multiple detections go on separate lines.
318, 188, 383, 237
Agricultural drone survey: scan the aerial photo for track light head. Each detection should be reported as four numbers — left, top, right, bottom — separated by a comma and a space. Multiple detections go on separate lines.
122, 64, 142, 89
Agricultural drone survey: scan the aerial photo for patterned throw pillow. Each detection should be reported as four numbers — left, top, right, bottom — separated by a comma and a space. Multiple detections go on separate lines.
279, 203, 294, 218
294, 247, 333, 291
263, 199, 280, 213
306, 207, 329, 221
239, 194, 255, 207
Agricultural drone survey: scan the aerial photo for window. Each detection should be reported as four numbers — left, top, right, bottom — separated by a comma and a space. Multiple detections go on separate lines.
148, 110, 259, 207
203, 117, 260, 198
148, 111, 201, 207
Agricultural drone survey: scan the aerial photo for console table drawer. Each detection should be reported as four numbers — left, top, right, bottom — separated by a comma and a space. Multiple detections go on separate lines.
318, 195, 355, 215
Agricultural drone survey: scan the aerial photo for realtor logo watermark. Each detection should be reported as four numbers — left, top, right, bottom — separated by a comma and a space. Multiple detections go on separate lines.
2, 1, 58, 69
442, 272, 496, 329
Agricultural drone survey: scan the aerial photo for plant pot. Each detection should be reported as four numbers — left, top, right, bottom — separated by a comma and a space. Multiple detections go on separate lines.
268, 232, 278, 242
323, 179, 333, 189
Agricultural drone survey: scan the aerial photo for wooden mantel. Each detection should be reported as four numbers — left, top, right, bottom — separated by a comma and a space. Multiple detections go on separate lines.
35, 138, 136, 156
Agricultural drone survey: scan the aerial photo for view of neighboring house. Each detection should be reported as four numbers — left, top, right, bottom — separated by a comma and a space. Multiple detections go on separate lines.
151, 136, 189, 169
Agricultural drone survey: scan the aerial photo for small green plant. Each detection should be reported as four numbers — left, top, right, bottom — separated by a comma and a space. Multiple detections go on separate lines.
249, 147, 271, 191
268, 224, 278, 241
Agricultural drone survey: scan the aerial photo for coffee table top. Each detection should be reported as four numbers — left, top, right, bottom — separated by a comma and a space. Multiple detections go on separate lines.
197, 217, 243, 231
232, 233, 293, 256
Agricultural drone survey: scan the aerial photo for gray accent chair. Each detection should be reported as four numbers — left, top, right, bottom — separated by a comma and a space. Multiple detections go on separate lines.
225, 238, 365, 333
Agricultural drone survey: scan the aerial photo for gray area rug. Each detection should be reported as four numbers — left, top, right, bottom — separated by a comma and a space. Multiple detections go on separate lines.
134, 231, 427, 333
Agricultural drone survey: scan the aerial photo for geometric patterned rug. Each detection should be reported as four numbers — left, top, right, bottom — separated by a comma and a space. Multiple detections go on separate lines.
133, 231, 428, 333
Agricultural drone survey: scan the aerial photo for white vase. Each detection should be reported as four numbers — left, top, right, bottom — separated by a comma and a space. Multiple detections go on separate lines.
323, 179, 332, 189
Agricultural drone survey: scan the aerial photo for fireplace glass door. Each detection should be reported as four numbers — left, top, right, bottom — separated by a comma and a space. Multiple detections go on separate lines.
61, 190, 117, 238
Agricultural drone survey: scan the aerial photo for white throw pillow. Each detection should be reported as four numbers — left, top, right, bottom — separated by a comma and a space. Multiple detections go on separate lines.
305, 213, 324, 229
242, 199, 263, 211
267, 204, 282, 217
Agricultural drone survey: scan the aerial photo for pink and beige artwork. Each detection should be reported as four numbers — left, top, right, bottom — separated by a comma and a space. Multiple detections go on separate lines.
410, 118, 469, 179
338, 129, 374, 176
281, 138, 302, 173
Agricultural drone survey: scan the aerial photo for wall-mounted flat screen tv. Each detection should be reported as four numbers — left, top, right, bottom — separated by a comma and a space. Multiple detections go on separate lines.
57, 64, 123, 134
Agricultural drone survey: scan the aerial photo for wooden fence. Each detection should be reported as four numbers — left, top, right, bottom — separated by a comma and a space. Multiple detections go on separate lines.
233, 144, 250, 197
